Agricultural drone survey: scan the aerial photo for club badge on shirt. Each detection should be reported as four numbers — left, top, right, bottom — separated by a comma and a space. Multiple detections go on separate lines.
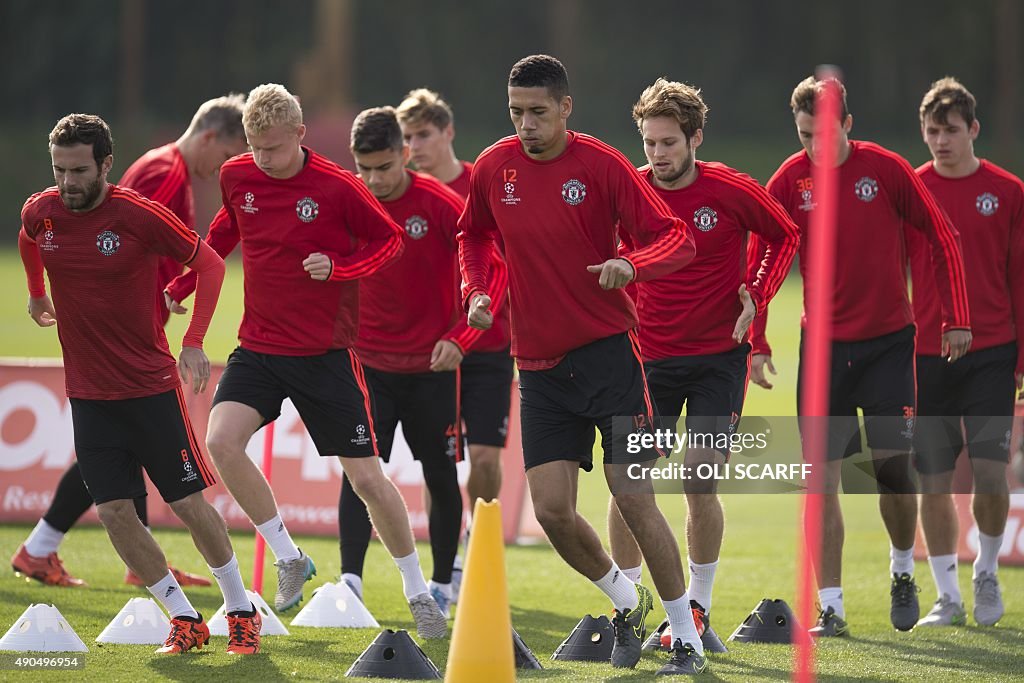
96, 230, 121, 256
693, 206, 719, 232
405, 215, 429, 239
562, 178, 587, 206
976, 192, 999, 216
854, 176, 878, 202
296, 197, 319, 223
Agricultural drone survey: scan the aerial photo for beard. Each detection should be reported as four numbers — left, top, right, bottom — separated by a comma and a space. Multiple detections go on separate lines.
653, 152, 694, 185
60, 176, 103, 211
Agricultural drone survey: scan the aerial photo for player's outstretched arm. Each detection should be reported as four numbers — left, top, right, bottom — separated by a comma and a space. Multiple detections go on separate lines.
165, 206, 240, 306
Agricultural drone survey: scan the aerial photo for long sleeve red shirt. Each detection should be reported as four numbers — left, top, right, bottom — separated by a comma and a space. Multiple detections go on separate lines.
458, 132, 696, 369
751, 140, 970, 354
907, 159, 1024, 371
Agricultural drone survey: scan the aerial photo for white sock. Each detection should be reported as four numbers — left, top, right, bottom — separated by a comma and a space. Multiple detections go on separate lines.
664, 591, 704, 655
593, 563, 639, 612
24, 520, 64, 558
394, 551, 430, 600
928, 553, 961, 603
209, 554, 251, 614
818, 587, 844, 618
429, 580, 452, 600
148, 570, 199, 619
687, 559, 718, 612
341, 572, 363, 596
974, 531, 1003, 578
890, 544, 915, 576
621, 565, 642, 584
255, 515, 300, 562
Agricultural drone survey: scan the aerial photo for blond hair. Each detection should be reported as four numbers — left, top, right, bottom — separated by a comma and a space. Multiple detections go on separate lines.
242, 83, 302, 136
632, 78, 708, 139
396, 88, 453, 130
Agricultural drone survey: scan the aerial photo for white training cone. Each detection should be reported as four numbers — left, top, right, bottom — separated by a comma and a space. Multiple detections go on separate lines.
0, 604, 88, 652
290, 581, 380, 628
96, 597, 170, 644
209, 590, 289, 636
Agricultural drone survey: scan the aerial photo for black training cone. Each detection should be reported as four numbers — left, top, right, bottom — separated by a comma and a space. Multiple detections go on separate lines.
728, 599, 801, 644
551, 615, 613, 662
642, 616, 729, 653
512, 628, 543, 669
345, 629, 441, 679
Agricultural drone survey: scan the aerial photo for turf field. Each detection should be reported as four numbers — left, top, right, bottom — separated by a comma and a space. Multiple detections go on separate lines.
2, 250, 1023, 681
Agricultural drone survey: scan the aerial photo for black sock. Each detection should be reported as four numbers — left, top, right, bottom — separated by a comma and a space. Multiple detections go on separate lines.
422, 460, 462, 584
42, 462, 95, 533
338, 473, 372, 577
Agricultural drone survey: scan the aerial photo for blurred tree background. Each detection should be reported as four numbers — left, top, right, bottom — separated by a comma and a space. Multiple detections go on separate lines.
2, 0, 1020, 231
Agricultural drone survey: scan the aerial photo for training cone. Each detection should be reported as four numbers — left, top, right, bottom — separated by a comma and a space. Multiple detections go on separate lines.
512, 627, 543, 669
729, 598, 801, 643
444, 499, 515, 683
345, 629, 440, 679
96, 598, 170, 644
209, 590, 289, 636
291, 581, 379, 628
551, 614, 613, 661
0, 604, 87, 652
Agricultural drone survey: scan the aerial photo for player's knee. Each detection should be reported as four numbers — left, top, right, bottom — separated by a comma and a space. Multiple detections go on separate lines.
205, 429, 243, 464
973, 467, 1009, 496
874, 456, 916, 494
168, 493, 210, 523
533, 499, 575, 535
684, 491, 721, 514
346, 465, 388, 503
96, 499, 138, 533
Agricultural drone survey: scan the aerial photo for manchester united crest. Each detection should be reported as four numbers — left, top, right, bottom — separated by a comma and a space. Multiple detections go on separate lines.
976, 192, 999, 216
854, 176, 878, 202
296, 197, 319, 223
404, 214, 429, 239
96, 230, 120, 256
693, 206, 719, 232
561, 178, 587, 206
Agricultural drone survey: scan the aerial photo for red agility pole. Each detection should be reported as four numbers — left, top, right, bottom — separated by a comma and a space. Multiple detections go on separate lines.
252, 421, 276, 594
794, 66, 842, 683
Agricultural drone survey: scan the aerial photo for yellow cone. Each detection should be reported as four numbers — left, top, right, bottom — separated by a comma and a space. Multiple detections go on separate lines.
444, 499, 515, 683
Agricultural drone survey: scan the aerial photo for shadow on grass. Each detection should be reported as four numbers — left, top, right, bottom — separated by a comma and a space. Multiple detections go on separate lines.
148, 648, 285, 682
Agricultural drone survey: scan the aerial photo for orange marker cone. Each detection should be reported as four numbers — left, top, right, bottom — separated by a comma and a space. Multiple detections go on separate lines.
444, 499, 515, 683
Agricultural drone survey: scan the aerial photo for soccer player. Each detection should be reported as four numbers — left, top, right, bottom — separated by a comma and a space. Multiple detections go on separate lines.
397, 88, 514, 594
19, 114, 261, 655
908, 77, 1021, 627
338, 106, 507, 617
750, 75, 972, 635
11, 94, 248, 589
606, 78, 800, 652
459, 55, 706, 674
165, 84, 448, 638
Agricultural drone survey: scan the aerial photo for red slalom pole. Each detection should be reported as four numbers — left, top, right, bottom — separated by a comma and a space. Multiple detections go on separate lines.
794, 66, 843, 683
252, 421, 276, 594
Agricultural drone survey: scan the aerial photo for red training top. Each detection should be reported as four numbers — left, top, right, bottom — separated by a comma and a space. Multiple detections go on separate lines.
626, 161, 799, 360
907, 159, 1024, 371
751, 140, 970, 353
356, 170, 507, 373
119, 143, 194, 327
165, 147, 404, 356
20, 185, 221, 399
458, 132, 696, 369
